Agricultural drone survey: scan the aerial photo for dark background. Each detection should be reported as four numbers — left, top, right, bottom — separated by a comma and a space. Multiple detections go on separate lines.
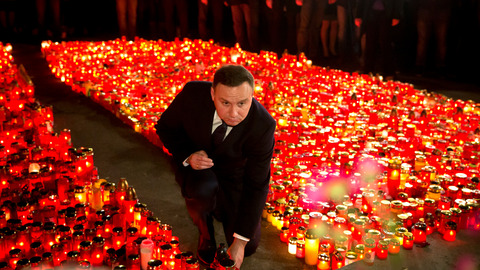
1, 0, 480, 88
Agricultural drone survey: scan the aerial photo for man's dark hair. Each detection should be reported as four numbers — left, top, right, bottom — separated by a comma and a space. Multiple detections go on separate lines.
213, 65, 254, 90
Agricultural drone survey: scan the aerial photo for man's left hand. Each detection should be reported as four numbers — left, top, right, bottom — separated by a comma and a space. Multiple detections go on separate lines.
228, 238, 247, 269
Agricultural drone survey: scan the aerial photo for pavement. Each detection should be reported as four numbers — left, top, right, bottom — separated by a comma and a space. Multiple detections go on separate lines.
10, 43, 480, 270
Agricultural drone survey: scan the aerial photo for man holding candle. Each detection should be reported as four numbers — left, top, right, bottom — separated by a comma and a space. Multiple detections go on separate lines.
155, 65, 276, 268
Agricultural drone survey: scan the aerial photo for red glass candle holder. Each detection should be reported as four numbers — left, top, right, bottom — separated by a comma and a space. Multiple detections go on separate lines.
78, 240, 92, 261
15, 201, 29, 225
413, 222, 427, 244
146, 216, 159, 239
72, 231, 85, 251
331, 250, 345, 270
8, 248, 23, 269
443, 221, 457, 241
29, 256, 42, 270
126, 226, 139, 244
388, 238, 400, 254
376, 240, 388, 260
91, 236, 105, 266
159, 244, 174, 268
51, 244, 66, 266
403, 232, 414, 249
147, 259, 163, 270
161, 224, 172, 242
15, 225, 31, 254
112, 226, 124, 250
439, 210, 452, 234
295, 239, 305, 259
317, 253, 330, 270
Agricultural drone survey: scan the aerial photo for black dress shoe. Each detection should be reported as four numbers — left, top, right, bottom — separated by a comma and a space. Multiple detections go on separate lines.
197, 237, 216, 265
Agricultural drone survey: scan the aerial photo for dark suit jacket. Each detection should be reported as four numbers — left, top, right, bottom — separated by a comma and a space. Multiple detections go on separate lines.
155, 81, 276, 239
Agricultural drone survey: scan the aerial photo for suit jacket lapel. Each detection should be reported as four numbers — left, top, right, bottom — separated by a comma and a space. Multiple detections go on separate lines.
201, 104, 216, 150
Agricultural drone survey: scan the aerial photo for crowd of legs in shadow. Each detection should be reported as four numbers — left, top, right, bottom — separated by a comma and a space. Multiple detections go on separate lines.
1, 0, 479, 82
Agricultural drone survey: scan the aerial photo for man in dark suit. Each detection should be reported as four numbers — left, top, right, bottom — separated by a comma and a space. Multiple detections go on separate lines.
155, 65, 276, 268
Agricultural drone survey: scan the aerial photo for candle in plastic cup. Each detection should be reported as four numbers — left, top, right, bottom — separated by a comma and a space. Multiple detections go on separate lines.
140, 238, 154, 270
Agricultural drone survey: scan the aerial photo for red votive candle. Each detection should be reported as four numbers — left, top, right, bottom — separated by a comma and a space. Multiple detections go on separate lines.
388, 238, 400, 254
8, 248, 22, 269
16, 225, 30, 255
72, 231, 84, 251
413, 222, 427, 244
146, 216, 159, 239
331, 250, 345, 270
296, 240, 305, 259
112, 227, 124, 250
161, 224, 172, 242
403, 232, 414, 249
443, 221, 457, 241
78, 240, 92, 261
280, 226, 289, 243
317, 253, 330, 270
91, 236, 105, 266
376, 240, 388, 260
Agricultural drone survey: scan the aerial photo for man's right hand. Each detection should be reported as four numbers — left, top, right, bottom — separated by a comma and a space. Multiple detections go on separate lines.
188, 150, 214, 170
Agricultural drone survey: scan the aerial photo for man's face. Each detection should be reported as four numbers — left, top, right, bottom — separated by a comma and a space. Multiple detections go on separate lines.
211, 82, 253, 127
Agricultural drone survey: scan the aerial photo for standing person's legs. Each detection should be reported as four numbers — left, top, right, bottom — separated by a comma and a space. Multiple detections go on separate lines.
307, 0, 326, 59
0, 1, 11, 33
270, 0, 286, 55
162, 0, 175, 40
50, 0, 60, 37
285, 0, 300, 54
434, 10, 450, 70
329, 20, 338, 55
176, 0, 189, 39
247, 0, 259, 52
297, 0, 314, 55
198, 0, 208, 40
211, 0, 225, 42
231, 4, 248, 50
357, 30, 366, 69
364, 15, 380, 74
0, 11, 6, 31
126, 0, 138, 39
35, 0, 46, 35
116, 0, 128, 37
143, 0, 159, 39
378, 15, 394, 77
416, 9, 431, 70
337, 3, 347, 58
321, 19, 330, 57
